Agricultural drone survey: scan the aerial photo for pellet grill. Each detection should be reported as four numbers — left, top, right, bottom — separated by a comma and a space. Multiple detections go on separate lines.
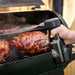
0, 0, 72, 75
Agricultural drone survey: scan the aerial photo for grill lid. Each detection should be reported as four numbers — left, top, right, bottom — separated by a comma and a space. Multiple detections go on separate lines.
0, 0, 44, 7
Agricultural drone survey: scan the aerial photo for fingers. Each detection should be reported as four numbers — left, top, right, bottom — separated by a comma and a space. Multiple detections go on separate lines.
50, 27, 61, 38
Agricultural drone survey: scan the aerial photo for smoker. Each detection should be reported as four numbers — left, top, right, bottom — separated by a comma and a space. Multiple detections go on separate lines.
0, 0, 72, 75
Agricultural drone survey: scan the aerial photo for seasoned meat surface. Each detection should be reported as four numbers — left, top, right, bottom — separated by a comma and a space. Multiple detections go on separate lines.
11, 31, 50, 54
0, 40, 9, 61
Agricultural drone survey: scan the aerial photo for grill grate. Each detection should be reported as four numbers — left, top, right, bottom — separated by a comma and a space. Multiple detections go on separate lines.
0, 49, 51, 67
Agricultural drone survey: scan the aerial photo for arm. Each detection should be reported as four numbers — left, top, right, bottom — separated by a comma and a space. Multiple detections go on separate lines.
68, 31, 75, 44
50, 25, 75, 44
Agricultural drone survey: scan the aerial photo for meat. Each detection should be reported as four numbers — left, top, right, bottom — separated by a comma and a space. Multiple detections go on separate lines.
11, 31, 50, 54
0, 40, 9, 61
0, 25, 19, 33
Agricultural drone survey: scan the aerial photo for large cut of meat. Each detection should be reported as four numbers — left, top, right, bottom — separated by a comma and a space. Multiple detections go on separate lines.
0, 40, 9, 61
0, 25, 19, 33
11, 31, 50, 54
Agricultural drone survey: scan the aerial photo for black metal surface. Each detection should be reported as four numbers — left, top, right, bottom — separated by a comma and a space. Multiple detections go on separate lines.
0, 0, 44, 7
0, 51, 51, 68
0, 52, 58, 75
44, 18, 61, 29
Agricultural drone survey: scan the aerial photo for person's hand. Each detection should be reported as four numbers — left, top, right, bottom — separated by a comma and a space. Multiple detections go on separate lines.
50, 25, 71, 44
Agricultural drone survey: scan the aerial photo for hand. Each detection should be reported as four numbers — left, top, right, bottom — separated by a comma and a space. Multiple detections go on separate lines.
50, 25, 71, 44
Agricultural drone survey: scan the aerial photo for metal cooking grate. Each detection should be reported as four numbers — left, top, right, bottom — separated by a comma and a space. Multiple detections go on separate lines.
0, 50, 50, 67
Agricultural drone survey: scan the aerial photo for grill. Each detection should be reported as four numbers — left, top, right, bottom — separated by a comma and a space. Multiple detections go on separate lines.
0, 0, 72, 75
0, 11, 56, 62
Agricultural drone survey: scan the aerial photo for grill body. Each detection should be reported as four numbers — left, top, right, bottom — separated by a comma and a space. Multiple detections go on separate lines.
0, 10, 72, 75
